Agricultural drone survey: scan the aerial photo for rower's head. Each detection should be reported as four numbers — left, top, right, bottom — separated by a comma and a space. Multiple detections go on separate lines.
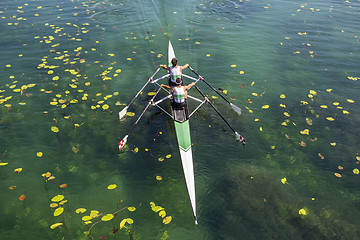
171, 58, 178, 67
175, 78, 182, 86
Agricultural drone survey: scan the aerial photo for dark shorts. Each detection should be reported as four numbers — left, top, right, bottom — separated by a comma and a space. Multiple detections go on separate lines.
172, 100, 186, 110
168, 77, 183, 87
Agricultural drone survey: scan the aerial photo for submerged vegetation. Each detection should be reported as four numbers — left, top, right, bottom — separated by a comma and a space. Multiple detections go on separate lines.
1, 0, 360, 239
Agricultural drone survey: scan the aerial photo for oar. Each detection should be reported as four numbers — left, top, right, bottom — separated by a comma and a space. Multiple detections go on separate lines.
119, 87, 162, 151
189, 66, 242, 115
119, 68, 160, 120
193, 85, 246, 145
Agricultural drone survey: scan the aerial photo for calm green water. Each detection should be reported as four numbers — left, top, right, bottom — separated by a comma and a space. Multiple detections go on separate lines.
1, 0, 360, 239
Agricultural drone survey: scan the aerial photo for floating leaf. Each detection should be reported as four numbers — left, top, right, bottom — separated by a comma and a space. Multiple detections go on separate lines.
76, 208, 86, 214
0, 162, 9, 166
148, 91, 156, 96
59, 200, 68, 205
231, 64, 236, 68
334, 173, 342, 178
298, 208, 308, 215
133, 147, 138, 153
163, 216, 172, 224
280, 94, 286, 99
37, 152, 43, 157
309, 90, 317, 96
128, 207, 136, 212
281, 178, 287, 184
126, 112, 135, 117
51, 126, 59, 133
54, 207, 64, 216
326, 117, 334, 121
320, 105, 328, 109
239, 71, 244, 74
156, 176, 162, 181
9, 186, 16, 190
347, 99, 354, 103
59, 183, 68, 189
14, 168, 22, 173
318, 153, 325, 159
102, 104, 109, 110
50, 223, 63, 229
330, 142, 336, 146
306, 118, 313, 125
90, 210, 99, 218
120, 218, 133, 229
261, 105, 269, 109
101, 214, 114, 221
51, 195, 64, 202
338, 166, 343, 170
300, 129, 309, 135
50, 203, 58, 208
82, 215, 92, 221
107, 184, 117, 190
159, 210, 166, 218
19, 195, 26, 201
166, 154, 171, 159
353, 169, 359, 174
152, 206, 164, 212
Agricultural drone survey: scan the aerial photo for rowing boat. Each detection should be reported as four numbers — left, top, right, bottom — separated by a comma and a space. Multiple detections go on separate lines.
118, 41, 246, 225
168, 41, 197, 224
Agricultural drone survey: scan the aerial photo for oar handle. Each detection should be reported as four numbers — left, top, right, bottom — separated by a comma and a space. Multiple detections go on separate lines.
189, 66, 204, 80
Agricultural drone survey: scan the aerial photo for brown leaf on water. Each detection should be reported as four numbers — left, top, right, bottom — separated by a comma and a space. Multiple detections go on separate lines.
338, 166, 343, 170
318, 153, 324, 159
285, 134, 291, 139
334, 173, 342, 178
299, 141, 307, 147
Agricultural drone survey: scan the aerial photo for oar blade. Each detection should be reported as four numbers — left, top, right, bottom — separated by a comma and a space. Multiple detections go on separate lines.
235, 132, 246, 145
119, 106, 128, 120
118, 135, 128, 151
230, 103, 241, 115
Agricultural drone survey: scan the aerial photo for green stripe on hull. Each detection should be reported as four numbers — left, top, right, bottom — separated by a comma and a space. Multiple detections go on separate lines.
174, 120, 191, 152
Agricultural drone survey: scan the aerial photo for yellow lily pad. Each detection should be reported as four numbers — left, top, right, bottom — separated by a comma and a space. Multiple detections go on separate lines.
101, 214, 114, 221
76, 208, 86, 214
298, 208, 308, 215
107, 184, 117, 190
163, 216, 172, 224
159, 210, 166, 218
51, 195, 64, 202
54, 207, 64, 216
82, 215, 92, 221
50, 223, 63, 229
353, 169, 359, 174
128, 207, 136, 212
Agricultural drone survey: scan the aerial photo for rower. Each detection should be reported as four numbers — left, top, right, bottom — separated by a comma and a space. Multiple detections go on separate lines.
160, 58, 189, 87
161, 78, 195, 109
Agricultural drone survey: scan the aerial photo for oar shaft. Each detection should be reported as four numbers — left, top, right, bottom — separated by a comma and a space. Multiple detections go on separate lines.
127, 68, 160, 108
194, 85, 237, 133
189, 66, 230, 104
127, 86, 162, 136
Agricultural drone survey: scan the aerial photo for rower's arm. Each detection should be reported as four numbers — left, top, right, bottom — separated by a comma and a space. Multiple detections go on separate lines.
160, 65, 170, 71
185, 82, 195, 90
160, 84, 171, 89
181, 64, 189, 71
